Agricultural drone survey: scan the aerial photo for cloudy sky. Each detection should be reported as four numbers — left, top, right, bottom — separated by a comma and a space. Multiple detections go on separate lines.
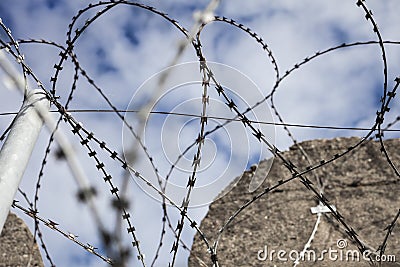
0, 1, 400, 266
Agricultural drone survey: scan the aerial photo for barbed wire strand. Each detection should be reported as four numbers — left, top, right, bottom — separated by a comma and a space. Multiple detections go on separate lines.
0, 1, 399, 266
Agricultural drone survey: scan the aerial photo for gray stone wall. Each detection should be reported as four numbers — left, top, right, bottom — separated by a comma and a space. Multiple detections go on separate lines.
189, 137, 400, 266
0, 213, 43, 267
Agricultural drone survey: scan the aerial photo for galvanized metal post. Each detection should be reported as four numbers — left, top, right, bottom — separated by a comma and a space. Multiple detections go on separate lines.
0, 89, 49, 233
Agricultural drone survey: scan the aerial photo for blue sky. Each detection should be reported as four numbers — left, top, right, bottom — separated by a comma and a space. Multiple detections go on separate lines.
0, 1, 400, 267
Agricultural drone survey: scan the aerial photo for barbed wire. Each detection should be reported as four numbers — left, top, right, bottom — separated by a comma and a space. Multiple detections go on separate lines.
0, 1, 399, 266
2, 109, 400, 132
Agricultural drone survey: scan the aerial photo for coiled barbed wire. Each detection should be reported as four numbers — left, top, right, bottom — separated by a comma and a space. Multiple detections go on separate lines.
0, 1, 399, 266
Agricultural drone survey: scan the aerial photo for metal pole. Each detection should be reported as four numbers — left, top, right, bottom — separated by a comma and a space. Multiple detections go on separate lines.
0, 89, 49, 233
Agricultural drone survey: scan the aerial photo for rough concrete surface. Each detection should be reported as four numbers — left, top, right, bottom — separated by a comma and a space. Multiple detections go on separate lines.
189, 137, 400, 267
0, 212, 43, 267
